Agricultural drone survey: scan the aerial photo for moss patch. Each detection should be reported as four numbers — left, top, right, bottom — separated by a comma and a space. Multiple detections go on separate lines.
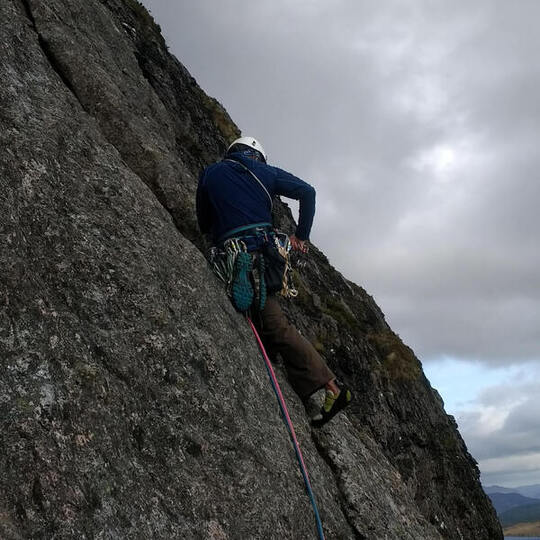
291, 269, 317, 313
439, 432, 458, 452
125, 0, 162, 35
201, 94, 240, 144
321, 295, 358, 331
369, 331, 421, 381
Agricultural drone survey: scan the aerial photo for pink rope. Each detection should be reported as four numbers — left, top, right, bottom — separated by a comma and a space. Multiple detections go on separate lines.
247, 317, 325, 539
247, 317, 311, 475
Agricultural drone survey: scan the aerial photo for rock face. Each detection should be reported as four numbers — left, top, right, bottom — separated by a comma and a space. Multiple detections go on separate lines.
0, 1, 502, 538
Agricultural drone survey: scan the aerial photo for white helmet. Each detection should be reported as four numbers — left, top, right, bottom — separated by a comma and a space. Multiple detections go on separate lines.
227, 136, 267, 163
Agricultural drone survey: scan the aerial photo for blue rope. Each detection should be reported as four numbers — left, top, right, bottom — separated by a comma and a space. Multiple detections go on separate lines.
247, 317, 325, 540
265, 362, 325, 540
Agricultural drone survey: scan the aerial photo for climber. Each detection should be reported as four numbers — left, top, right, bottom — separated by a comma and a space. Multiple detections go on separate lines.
197, 136, 352, 427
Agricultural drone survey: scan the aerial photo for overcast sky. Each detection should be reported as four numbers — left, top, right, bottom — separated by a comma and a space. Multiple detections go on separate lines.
141, 0, 540, 488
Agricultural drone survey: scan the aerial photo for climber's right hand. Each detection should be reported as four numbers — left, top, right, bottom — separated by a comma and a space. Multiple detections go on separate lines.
290, 234, 308, 253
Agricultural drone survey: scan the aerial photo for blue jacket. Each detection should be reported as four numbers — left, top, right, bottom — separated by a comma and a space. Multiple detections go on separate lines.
197, 152, 316, 244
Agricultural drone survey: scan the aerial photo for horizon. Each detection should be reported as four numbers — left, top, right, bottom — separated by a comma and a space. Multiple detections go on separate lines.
485, 483, 540, 490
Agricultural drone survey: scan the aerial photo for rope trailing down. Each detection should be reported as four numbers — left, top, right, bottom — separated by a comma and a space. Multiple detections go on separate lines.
247, 316, 325, 540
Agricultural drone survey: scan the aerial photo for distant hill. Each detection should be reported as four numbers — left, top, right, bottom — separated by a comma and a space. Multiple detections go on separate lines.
488, 492, 540, 514
485, 483, 540, 498
485, 485, 517, 495
515, 484, 540, 499
499, 501, 540, 527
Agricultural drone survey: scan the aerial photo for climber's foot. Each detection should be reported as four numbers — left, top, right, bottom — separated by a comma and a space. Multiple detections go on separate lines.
311, 386, 352, 428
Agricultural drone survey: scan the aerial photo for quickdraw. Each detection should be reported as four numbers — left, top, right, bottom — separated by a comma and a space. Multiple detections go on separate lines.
273, 232, 298, 299
210, 238, 248, 296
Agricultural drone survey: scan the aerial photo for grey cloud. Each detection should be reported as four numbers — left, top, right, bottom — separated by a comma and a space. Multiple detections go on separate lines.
456, 377, 540, 455
455, 377, 540, 485
481, 458, 540, 488
460, 406, 540, 461
141, 0, 540, 367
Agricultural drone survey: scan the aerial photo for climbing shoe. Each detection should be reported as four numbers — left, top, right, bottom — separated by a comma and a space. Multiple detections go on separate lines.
311, 386, 352, 428
231, 251, 254, 312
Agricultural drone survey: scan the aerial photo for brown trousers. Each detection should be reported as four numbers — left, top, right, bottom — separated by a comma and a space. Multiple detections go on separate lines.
257, 296, 335, 399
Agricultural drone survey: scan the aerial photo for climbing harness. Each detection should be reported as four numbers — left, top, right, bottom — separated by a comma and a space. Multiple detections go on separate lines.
210, 229, 297, 313
247, 317, 325, 540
